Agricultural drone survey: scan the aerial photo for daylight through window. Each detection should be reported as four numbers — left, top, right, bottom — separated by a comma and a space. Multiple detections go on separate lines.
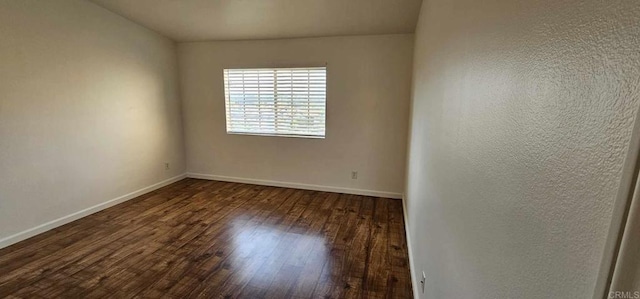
223, 67, 327, 138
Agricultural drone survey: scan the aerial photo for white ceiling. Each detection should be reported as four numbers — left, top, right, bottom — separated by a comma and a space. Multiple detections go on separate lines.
88, 0, 423, 42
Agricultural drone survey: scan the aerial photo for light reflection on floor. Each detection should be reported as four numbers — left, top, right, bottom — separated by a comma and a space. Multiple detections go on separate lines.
229, 219, 331, 292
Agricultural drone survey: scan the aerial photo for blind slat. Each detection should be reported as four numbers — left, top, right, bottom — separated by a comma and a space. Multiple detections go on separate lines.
223, 67, 326, 138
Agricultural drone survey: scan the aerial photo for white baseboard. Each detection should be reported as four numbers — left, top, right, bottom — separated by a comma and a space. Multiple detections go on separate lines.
186, 173, 402, 199
0, 173, 187, 249
402, 194, 420, 298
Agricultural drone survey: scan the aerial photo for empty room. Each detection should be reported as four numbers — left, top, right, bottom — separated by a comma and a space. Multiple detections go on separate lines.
0, 0, 639, 298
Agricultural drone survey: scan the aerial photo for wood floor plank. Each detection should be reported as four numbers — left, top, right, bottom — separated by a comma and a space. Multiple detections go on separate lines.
0, 179, 412, 298
364, 197, 391, 298
0, 179, 200, 271
194, 188, 308, 298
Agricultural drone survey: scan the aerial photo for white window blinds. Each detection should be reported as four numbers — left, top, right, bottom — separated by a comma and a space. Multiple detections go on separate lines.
223, 67, 326, 138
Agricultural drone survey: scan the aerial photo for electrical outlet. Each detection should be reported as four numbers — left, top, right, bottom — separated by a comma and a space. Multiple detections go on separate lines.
165, 162, 170, 170
421, 271, 426, 293
351, 171, 358, 180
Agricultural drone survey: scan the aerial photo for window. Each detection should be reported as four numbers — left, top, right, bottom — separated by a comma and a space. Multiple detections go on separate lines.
223, 67, 326, 138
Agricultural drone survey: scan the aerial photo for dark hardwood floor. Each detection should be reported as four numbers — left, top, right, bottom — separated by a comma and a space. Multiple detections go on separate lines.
0, 179, 412, 298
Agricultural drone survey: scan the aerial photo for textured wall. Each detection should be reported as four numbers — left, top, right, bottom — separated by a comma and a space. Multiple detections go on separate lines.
405, 0, 640, 298
179, 35, 413, 195
0, 0, 185, 241
611, 173, 640, 294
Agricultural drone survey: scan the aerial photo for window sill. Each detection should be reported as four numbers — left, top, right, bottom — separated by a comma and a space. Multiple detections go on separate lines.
226, 132, 325, 139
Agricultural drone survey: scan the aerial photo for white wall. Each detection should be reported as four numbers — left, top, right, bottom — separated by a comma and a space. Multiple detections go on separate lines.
611, 173, 640, 294
405, 0, 640, 298
179, 35, 413, 196
0, 0, 185, 245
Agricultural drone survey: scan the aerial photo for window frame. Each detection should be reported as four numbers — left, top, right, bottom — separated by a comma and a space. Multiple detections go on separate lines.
222, 66, 327, 139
